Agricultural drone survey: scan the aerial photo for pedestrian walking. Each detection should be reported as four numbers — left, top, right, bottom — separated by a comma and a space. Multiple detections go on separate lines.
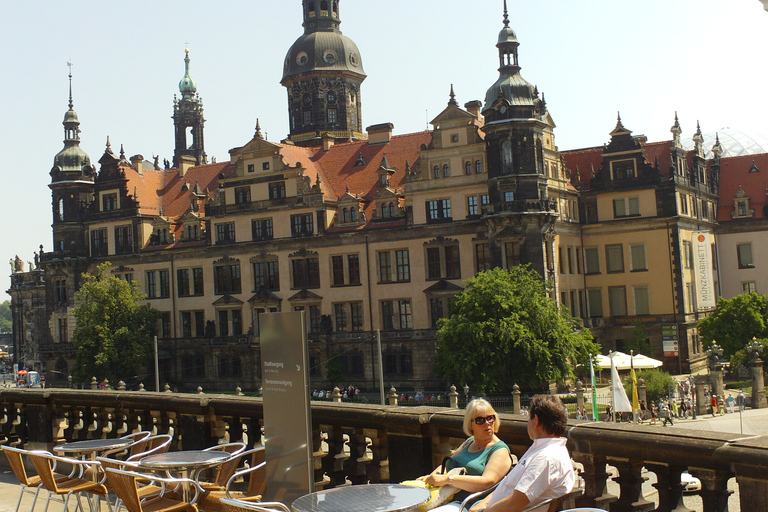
729, 395, 735, 414
711, 395, 718, 417
738, 390, 746, 412
660, 401, 673, 426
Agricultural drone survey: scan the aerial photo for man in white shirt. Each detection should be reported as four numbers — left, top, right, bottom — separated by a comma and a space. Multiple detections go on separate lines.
470, 395, 575, 512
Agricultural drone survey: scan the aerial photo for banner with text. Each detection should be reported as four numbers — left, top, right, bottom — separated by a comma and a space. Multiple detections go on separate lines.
261, 311, 313, 504
693, 232, 716, 309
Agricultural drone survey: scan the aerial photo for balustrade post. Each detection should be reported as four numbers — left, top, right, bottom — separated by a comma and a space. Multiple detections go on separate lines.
90, 377, 98, 390
25, 404, 53, 450
138, 383, 146, 391
387, 389, 398, 406
164, 384, 172, 392
178, 412, 216, 450
690, 468, 732, 512
610, 460, 654, 512
570, 451, 616, 509
364, 427, 389, 483
576, 380, 585, 415
311, 423, 329, 491
511, 384, 521, 414
751, 357, 766, 409
332, 387, 342, 403
646, 463, 692, 512
348, 427, 369, 485
734, 461, 768, 512
117, 381, 126, 391
448, 385, 458, 409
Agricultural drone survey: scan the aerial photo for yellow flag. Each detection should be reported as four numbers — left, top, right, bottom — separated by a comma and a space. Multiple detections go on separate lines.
631, 367, 640, 412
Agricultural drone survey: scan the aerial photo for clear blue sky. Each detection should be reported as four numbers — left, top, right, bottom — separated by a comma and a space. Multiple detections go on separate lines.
1, 1, 767, 301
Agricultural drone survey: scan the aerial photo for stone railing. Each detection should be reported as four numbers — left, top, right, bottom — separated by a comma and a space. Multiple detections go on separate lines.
1, 389, 765, 512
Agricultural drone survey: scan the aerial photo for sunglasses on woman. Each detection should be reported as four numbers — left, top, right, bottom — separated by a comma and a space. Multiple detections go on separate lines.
473, 414, 496, 425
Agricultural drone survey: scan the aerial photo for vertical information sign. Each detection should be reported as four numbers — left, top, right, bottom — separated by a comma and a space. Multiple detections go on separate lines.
260, 311, 313, 504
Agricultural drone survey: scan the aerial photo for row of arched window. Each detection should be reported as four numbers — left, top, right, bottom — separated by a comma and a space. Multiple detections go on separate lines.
433, 160, 483, 179
340, 207, 358, 223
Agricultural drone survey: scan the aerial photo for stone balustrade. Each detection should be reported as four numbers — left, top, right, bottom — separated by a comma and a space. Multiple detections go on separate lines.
1, 389, 766, 511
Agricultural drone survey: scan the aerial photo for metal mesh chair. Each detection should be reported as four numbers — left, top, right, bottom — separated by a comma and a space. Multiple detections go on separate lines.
218, 499, 289, 512
197, 447, 266, 512
1, 445, 73, 512
104, 468, 199, 512
27, 451, 111, 512
198, 443, 246, 491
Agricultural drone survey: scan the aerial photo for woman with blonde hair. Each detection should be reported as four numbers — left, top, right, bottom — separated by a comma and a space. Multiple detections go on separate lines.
420, 398, 512, 511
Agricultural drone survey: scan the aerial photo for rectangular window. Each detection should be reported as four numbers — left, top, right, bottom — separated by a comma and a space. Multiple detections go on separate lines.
504, 242, 519, 269
291, 214, 314, 236
348, 254, 361, 285
115, 225, 134, 254
504, 191, 515, 202
558, 247, 566, 274
743, 282, 757, 294
253, 260, 280, 291
430, 298, 444, 328
613, 197, 640, 218
585, 248, 600, 274
160, 312, 171, 339
216, 222, 236, 244
247, 164, 255, 173
378, 251, 392, 283
680, 193, 689, 215
683, 240, 695, 268
332, 256, 345, 286
195, 311, 205, 337
350, 302, 364, 331
576, 247, 582, 274
192, 268, 204, 295
381, 301, 395, 330
219, 310, 229, 337
605, 244, 624, 273
630, 244, 647, 271
232, 310, 242, 335
427, 247, 441, 280
291, 258, 320, 289
214, 264, 242, 294
611, 160, 635, 180
303, 111, 312, 126
738, 243, 754, 268
158, 270, 170, 298
269, 182, 286, 200
634, 286, 650, 315
103, 193, 118, 211
426, 199, 452, 222
334, 303, 347, 331
54, 279, 67, 303
177, 269, 190, 297
588, 289, 603, 317
445, 245, 460, 279
328, 109, 337, 124
467, 196, 478, 216
475, 243, 492, 273
567, 247, 574, 274
234, 186, 251, 204
570, 290, 578, 317
58, 318, 68, 343
395, 250, 410, 281
181, 312, 192, 337
251, 218, 274, 241
609, 286, 627, 316
90, 228, 108, 257
146, 271, 157, 299
398, 300, 413, 329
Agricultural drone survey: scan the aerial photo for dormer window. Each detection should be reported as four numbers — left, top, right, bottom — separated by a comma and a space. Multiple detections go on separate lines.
732, 187, 754, 219
380, 174, 388, 186
611, 159, 636, 180
103, 193, 118, 211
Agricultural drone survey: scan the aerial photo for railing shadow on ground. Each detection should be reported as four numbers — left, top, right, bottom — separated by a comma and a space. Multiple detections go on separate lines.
0, 389, 764, 512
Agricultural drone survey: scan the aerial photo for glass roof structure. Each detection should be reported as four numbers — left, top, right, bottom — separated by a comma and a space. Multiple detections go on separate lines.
681, 128, 768, 158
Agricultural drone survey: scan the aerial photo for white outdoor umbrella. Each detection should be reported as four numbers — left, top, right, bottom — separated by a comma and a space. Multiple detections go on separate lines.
599, 351, 662, 371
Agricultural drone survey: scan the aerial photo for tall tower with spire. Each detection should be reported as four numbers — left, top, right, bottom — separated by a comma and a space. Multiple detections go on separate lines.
281, 0, 366, 146
479, 1, 558, 278
49, 63, 94, 253
173, 49, 207, 167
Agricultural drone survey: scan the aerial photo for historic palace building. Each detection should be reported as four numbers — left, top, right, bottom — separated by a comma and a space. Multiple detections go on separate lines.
9, 1, 768, 391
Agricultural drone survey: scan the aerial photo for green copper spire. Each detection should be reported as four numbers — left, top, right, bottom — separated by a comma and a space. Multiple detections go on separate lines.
178, 48, 197, 100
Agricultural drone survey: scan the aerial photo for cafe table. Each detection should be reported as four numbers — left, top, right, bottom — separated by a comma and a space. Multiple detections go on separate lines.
291, 484, 431, 512
139, 450, 230, 502
53, 438, 135, 511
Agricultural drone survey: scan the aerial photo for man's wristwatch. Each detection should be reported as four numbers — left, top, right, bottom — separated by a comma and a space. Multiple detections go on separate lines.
447, 473, 456, 482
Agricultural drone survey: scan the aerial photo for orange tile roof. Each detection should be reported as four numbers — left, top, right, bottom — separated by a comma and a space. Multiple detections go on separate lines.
717, 153, 768, 222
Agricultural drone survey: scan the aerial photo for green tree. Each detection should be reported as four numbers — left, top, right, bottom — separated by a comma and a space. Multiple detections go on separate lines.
698, 293, 768, 358
0, 300, 12, 334
624, 368, 676, 403
71, 262, 160, 384
433, 266, 600, 394
623, 322, 650, 355
325, 353, 344, 387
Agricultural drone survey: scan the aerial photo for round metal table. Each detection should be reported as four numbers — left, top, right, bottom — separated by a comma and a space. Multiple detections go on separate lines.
53, 438, 135, 457
139, 450, 230, 501
291, 484, 431, 512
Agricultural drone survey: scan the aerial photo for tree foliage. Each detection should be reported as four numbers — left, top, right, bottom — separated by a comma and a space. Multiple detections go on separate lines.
624, 368, 676, 403
325, 353, 344, 387
71, 263, 160, 384
623, 323, 650, 356
0, 300, 11, 334
698, 293, 768, 358
433, 266, 600, 394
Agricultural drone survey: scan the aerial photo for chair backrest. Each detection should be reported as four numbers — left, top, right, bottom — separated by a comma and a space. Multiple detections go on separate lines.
1, 445, 34, 486
27, 452, 62, 493
246, 448, 266, 497
522, 498, 560, 512
126, 434, 172, 462
123, 432, 152, 458
203, 443, 247, 487
104, 468, 143, 512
